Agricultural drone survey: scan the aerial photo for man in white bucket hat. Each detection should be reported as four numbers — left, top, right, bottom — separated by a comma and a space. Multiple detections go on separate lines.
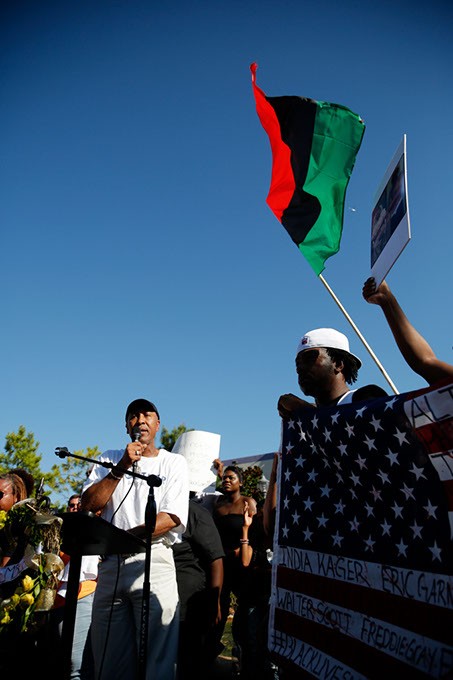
278, 327, 387, 416
264, 330, 388, 539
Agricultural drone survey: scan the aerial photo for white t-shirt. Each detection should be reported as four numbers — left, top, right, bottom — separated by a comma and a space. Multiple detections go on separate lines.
337, 389, 357, 405
57, 555, 99, 598
83, 448, 189, 544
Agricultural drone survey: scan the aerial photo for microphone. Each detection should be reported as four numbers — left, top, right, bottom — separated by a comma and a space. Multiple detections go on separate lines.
132, 426, 141, 472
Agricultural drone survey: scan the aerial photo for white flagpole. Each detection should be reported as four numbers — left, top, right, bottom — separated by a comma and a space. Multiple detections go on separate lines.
319, 274, 399, 395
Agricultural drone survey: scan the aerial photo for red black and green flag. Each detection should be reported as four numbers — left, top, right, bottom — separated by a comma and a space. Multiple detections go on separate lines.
251, 63, 365, 275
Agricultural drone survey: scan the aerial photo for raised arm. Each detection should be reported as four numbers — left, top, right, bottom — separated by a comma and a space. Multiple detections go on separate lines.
362, 277, 453, 386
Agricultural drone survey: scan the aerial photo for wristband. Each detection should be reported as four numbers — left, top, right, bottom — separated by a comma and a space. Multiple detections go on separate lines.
240, 539, 250, 544
109, 468, 124, 480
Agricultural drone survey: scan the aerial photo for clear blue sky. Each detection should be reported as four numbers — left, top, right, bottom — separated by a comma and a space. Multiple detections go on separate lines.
2, 0, 452, 477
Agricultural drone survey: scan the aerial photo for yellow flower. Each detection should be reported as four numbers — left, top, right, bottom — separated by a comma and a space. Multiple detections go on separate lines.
0, 610, 11, 625
21, 575, 35, 593
10, 594, 20, 608
20, 593, 34, 609
0, 510, 7, 530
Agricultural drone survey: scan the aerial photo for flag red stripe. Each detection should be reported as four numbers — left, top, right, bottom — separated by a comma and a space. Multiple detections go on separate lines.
413, 418, 453, 455
250, 62, 295, 223
272, 609, 433, 680
276, 565, 452, 644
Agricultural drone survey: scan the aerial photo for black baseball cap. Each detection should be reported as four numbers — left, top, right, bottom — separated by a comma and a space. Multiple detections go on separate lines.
125, 399, 160, 422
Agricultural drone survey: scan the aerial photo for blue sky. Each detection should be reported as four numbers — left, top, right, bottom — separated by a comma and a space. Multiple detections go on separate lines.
1, 0, 452, 477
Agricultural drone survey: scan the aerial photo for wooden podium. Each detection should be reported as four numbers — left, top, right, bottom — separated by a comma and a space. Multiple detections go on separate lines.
60, 511, 146, 680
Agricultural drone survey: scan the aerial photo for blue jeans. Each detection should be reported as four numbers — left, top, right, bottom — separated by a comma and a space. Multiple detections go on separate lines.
54, 591, 95, 680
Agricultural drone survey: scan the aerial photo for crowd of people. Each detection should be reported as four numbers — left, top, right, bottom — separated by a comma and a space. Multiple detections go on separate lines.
0, 279, 451, 679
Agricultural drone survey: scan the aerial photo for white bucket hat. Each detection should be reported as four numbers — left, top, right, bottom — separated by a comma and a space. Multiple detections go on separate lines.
296, 328, 362, 368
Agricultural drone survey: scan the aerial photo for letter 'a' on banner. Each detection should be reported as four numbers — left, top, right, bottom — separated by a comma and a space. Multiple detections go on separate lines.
250, 62, 365, 276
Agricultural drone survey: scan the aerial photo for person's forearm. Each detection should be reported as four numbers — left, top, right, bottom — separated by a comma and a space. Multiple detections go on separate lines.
364, 279, 453, 385
378, 291, 441, 377
208, 558, 224, 624
128, 512, 180, 540
153, 512, 180, 537
209, 558, 224, 592
80, 474, 121, 514
263, 453, 278, 537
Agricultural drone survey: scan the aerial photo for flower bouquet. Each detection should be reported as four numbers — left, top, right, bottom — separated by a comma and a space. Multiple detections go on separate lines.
0, 492, 64, 635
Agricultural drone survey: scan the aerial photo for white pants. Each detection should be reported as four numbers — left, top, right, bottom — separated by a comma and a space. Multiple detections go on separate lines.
91, 543, 179, 680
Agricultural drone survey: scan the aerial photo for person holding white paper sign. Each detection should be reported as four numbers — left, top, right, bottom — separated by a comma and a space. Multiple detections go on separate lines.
362, 277, 453, 386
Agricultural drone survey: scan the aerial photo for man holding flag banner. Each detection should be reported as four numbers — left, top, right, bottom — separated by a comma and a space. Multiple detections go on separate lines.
251, 65, 452, 678
269, 379, 453, 678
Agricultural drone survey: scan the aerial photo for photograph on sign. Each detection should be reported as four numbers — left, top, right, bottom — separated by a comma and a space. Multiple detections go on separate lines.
172, 430, 221, 494
370, 135, 411, 287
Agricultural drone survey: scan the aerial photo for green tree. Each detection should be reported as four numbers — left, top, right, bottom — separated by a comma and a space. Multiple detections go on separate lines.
0, 426, 100, 511
0, 425, 57, 493
159, 423, 193, 451
50, 446, 101, 509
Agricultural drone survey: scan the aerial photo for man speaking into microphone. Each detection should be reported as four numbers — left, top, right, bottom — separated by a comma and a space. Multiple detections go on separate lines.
81, 398, 189, 680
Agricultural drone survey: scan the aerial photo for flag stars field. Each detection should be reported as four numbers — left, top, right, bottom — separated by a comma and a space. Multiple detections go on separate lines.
423, 500, 438, 519
303, 527, 313, 542
364, 434, 377, 451
334, 501, 346, 515
401, 482, 415, 500
429, 541, 442, 562
410, 463, 427, 481
391, 502, 404, 519
364, 535, 376, 552
394, 427, 409, 446
349, 517, 361, 533
332, 531, 343, 547
292, 481, 302, 495
396, 539, 408, 557
377, 469, 390, 485
345, 423, 355, 438
410, 521, 423, 539
323, 427, 332, 442
370, 416, 383, 432
386, 449, 400, 466
320, 484, 331, 498
370, 486, 383, 502
381, 520, 392, 536
355, 455, 367, 470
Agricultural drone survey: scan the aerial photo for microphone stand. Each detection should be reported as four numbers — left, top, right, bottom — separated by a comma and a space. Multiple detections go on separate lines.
55, 447, 162, 680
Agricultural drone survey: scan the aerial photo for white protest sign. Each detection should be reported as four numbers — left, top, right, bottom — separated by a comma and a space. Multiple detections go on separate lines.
172, 430, 221, 493
370, 134, 411, 287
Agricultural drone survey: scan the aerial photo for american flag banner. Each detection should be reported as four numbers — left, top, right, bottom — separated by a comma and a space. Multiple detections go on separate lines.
269, 381, 453, 679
